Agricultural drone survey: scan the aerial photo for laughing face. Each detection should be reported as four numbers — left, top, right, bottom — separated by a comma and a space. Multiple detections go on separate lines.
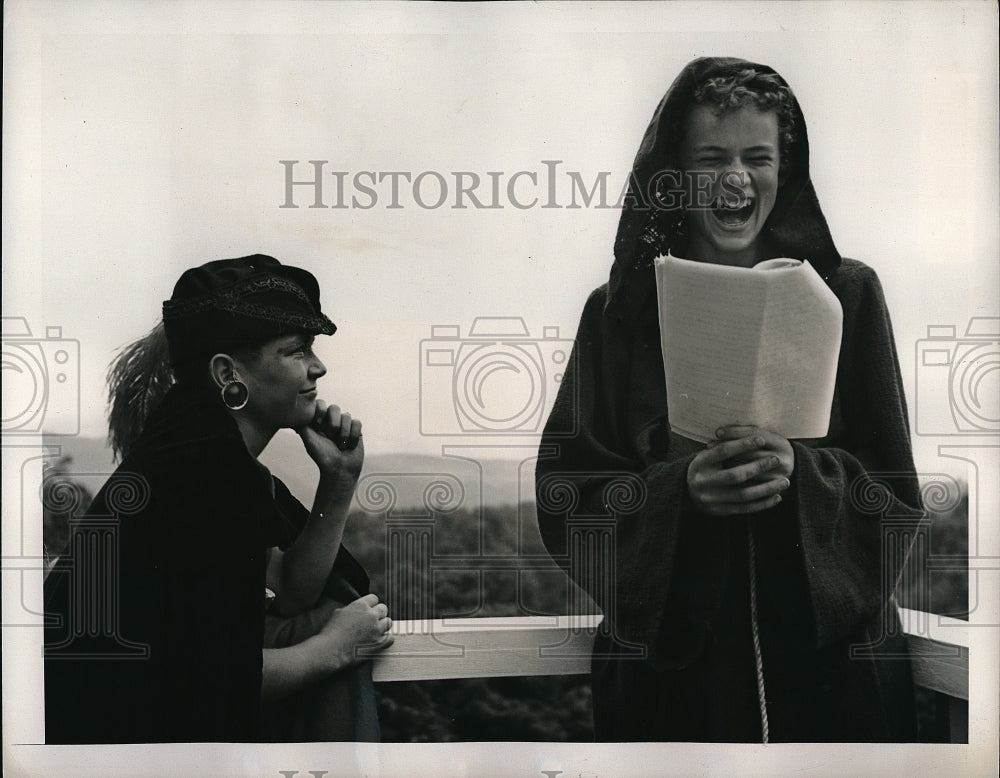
680, 105, 781, 267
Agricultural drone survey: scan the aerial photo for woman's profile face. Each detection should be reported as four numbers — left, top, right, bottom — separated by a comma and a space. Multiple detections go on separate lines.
238, 332, 327, 432
680, 104, 780, 267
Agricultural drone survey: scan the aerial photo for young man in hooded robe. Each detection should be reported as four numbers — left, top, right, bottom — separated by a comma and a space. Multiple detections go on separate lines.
536, 57, 922, 743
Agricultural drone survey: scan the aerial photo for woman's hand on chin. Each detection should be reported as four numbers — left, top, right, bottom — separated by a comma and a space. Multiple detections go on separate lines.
296, 399, 365, 484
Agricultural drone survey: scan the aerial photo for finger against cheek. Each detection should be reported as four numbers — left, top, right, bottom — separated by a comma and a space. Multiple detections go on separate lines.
344, 424, 362, 451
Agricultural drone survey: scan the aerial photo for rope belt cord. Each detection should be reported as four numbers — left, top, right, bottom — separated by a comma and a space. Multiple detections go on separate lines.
748, 526, 770, 744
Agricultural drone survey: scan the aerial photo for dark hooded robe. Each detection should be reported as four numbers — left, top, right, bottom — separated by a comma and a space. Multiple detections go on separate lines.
535, 57, 922, 742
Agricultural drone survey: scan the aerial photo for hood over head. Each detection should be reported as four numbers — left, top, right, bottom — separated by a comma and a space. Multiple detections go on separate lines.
607, 56, 841, 327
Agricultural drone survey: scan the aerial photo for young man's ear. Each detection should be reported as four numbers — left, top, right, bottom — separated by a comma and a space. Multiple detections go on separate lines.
209, 353, 238, 390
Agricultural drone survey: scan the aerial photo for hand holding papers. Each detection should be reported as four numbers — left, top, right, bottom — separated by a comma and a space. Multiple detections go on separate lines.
653, 255, 843, 443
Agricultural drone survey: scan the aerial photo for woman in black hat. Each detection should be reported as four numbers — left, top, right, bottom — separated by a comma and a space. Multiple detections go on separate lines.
44, 255, 391, 743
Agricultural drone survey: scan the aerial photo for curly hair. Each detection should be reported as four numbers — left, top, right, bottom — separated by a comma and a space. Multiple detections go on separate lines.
692, 68, 797, 172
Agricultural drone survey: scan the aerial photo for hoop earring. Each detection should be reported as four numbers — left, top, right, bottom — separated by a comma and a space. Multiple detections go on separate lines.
221, 371, 249, 411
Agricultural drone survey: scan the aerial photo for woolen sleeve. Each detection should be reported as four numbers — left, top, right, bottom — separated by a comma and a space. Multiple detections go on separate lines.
536, 286, 728, 671
785, 260, 924, 648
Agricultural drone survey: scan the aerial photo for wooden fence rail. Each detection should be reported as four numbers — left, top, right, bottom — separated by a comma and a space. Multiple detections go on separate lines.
373, 610, 968, 696
370, 608, 969, 741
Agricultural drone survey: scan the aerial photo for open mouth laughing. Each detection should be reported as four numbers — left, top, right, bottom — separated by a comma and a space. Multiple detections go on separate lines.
712, 197, 756, 228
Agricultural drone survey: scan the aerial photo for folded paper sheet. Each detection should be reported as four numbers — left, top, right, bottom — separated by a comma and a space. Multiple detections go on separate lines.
654, 255, 843, 442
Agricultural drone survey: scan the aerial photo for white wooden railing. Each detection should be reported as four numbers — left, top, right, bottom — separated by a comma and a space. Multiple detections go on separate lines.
371, 615, 602, 682
371, 608, 969, 741
896, 607, 969, 703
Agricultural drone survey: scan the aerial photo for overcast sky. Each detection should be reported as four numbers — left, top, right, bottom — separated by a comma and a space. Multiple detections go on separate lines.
5, 2, 997, 482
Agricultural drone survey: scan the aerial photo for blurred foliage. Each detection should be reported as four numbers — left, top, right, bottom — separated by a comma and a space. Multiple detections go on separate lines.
343, 504, 596, 620
343, 503, 596, 742
376, 675, 593, 743
41, 456, 94, 572
896, 483, 969, 619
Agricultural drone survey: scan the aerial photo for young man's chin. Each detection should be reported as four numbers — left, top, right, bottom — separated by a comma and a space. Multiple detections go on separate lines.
705, 232, 760, 258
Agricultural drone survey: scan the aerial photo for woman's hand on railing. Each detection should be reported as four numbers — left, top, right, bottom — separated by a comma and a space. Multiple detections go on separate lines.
262, 594, 393, 700
315, 593, 393, 670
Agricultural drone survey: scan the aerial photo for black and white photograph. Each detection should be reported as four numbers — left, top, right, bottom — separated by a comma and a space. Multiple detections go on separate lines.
3, 2, 997, 776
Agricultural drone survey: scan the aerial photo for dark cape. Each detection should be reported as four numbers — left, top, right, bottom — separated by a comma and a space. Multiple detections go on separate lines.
535, 57, 923, 742
43, 382, 370, 744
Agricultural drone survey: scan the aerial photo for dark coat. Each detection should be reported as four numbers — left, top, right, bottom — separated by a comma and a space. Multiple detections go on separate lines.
535, 57, 923, 742
43, 382, 368, 743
